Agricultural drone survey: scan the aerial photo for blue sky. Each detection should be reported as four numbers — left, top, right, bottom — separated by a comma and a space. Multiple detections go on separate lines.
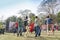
0, 0, 42, 20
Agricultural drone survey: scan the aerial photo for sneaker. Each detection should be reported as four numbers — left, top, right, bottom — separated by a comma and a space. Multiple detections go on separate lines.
38, 33, 40, 36
20, 34, 22, 36
17, 33, 19, 37
35, 35, 37, 37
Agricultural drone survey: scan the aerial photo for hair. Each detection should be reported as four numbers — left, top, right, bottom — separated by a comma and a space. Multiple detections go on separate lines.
46, 16, 49, 18
35, 16, 38, 18
26, 16, 28, 19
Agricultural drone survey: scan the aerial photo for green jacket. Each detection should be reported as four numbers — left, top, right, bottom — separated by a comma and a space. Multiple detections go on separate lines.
18, 18, 23, 27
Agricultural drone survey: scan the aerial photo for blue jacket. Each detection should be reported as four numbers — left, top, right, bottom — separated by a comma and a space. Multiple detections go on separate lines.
45, 18, 52, 24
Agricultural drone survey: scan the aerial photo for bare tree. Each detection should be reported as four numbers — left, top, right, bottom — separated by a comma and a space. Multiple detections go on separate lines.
18, 9, 31, 16
37, 0, 60, 14
37, 0, 60, 34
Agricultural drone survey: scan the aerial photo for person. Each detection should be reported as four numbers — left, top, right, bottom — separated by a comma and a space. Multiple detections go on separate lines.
24, 16, 28, 27
12, 21, 18, 35
45, 16, 54, 35
12, 23, 16, 35
17, 17, 23, 36
23, 16, 29, 37
0, 22, 5, 34
54, 23, 58, 31
29, 20, 34, 33
34, 16, 41, 37
15, 21, 18, 32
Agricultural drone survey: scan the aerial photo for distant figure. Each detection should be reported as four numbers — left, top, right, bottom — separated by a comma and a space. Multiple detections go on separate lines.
0, 23, 5, 34
13, 21, 18, 35
54, 23, 58, 31
34, 16, 41, 37
15, 21, 18, 32
23, 16, 28, 32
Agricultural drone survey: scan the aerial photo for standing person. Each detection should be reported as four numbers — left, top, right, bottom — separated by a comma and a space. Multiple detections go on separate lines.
17, 17, 23, 36
29, 20, 34, 33
24, 16, 29, 36
23, 16, 28, 32
0, 22, 4, 34
24, 16, 28, 28
15, 21, 18, 32
13, 21, 18, 35
12, 22, 16, 35
45, 16, 54, 35
34, 16, 41, 37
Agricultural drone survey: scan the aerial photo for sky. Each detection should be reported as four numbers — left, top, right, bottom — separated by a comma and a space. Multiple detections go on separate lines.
0, 0, 42, 20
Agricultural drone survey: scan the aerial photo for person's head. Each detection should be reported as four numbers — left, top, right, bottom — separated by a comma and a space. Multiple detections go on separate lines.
18, 16, 22, 20
46, 16, 49, 18
26, 16, 28, 19
35, 16, 38, 18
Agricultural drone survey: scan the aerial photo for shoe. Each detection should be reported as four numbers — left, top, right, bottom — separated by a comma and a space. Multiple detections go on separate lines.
17, 33, 19, 37
38, 33, 40, 36
35, 35, 37, 37
20, 34, 22, 36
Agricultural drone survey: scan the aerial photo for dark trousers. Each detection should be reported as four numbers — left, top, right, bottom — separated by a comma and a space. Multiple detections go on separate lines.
35, 26, 41, 37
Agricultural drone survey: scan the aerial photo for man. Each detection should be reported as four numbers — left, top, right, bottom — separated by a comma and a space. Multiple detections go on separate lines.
23, 16, 28, 37
24, 16, 28, 28
17, 17, 23, 36
34, 16, 41, 37
45, 16, 54, 35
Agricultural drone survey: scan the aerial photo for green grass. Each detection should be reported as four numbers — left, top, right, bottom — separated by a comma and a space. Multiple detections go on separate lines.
0, 31, 60, 40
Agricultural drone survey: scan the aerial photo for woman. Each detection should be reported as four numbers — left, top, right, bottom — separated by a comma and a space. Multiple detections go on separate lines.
29, 20, 34, 33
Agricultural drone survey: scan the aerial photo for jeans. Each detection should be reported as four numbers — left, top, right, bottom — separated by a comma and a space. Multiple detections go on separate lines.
17, 27, 23, 36
35, 26, 41, 37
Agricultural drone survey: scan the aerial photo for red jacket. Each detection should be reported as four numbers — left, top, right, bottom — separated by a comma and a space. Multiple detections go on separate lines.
15, 22, 18, 28
29, 22, 34, 32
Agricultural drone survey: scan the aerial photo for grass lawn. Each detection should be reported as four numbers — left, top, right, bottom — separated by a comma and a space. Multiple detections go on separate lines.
0, 31, 60, 40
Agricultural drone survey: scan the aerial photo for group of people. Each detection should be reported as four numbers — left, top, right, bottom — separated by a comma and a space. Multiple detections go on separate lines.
8, 15, 58, 37
12, 16, 41, 37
